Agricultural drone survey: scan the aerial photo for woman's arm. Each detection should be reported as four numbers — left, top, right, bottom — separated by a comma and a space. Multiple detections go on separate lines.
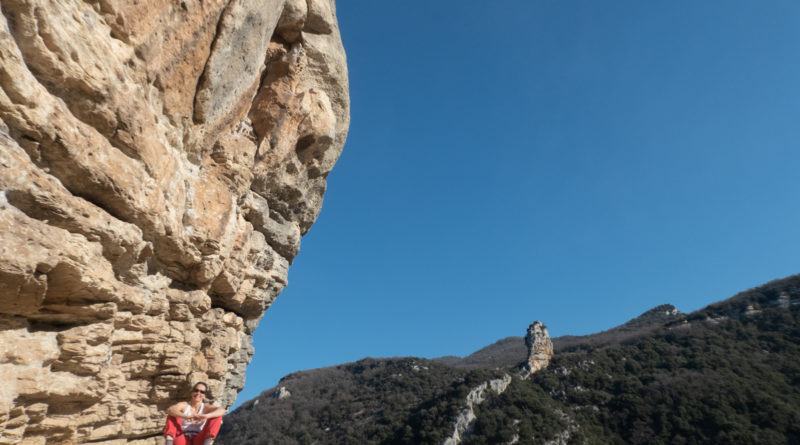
198, 404, 226, 419
166, 402, 189, 418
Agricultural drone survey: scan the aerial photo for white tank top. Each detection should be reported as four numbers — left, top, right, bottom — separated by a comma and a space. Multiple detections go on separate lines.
181, 402, 206, 434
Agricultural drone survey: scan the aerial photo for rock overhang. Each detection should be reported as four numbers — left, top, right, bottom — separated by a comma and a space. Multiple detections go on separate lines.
0, 0, 349, 442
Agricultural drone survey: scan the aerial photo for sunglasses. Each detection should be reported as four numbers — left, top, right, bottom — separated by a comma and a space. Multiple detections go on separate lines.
192, 389, 207, 394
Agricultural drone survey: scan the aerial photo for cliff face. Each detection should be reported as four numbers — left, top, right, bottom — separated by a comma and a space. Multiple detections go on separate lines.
0, 0, 348, 442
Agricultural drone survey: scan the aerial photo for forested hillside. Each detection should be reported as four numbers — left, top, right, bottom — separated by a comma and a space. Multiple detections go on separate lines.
218, 275, 800, 444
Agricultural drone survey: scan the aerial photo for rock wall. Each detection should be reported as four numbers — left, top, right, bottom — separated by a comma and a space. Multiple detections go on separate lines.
0, 0, 348, 443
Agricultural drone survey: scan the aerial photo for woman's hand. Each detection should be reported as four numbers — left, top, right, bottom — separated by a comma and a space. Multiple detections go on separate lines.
190, 413, 209, 423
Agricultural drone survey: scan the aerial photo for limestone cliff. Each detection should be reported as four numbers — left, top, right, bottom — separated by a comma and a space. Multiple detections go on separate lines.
0, 0, 349, 442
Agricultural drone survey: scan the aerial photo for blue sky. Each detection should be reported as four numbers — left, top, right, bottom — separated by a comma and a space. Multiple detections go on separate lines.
233, 0, 800, 407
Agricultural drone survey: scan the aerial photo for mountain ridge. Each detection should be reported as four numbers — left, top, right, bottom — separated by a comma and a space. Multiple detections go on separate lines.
217, 274, 800, 444
433, 303, 685, 371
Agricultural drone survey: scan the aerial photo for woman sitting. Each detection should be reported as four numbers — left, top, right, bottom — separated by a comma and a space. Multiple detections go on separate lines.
163, 382, 226, 445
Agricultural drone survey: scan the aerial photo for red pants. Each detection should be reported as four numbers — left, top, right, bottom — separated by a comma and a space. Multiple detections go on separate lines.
163, 415, 222, 445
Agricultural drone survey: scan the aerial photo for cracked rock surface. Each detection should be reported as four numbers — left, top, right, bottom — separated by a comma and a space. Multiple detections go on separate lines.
0, 0, 348, 442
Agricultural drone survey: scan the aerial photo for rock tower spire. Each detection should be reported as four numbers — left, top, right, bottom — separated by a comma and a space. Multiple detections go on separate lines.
521, 320, 554, 379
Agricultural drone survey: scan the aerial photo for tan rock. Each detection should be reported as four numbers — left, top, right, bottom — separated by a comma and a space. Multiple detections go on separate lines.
0, 0, 348, 441
277, 0, 308, 41
306, 0, 336, 34
194, 0, 286, 129
521, 321, 554, 379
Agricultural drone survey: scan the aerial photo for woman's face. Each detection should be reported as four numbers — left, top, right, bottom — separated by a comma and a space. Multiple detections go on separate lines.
191, 385, 207, 402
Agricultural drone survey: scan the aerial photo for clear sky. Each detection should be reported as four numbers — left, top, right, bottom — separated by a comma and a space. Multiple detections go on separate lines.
232, 0, 800, 407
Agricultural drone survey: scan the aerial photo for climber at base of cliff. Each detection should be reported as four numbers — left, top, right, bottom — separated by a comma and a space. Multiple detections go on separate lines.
163, 382, 226, 445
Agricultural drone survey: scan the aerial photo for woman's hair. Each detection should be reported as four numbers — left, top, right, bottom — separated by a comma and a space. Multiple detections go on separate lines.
193, 382, 210, 396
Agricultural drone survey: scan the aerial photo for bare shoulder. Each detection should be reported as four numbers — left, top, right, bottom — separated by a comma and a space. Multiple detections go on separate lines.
169, 401, 188, 411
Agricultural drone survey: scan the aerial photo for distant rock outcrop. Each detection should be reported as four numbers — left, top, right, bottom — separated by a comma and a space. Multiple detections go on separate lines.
0, 0, 348, 443
272, 386, 292, 400
521, 321, 553, 378
441, 374, 512, 445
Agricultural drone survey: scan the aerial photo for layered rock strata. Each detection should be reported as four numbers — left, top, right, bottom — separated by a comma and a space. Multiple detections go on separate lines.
0, 0, 348, 443
521, 321, 553, 378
